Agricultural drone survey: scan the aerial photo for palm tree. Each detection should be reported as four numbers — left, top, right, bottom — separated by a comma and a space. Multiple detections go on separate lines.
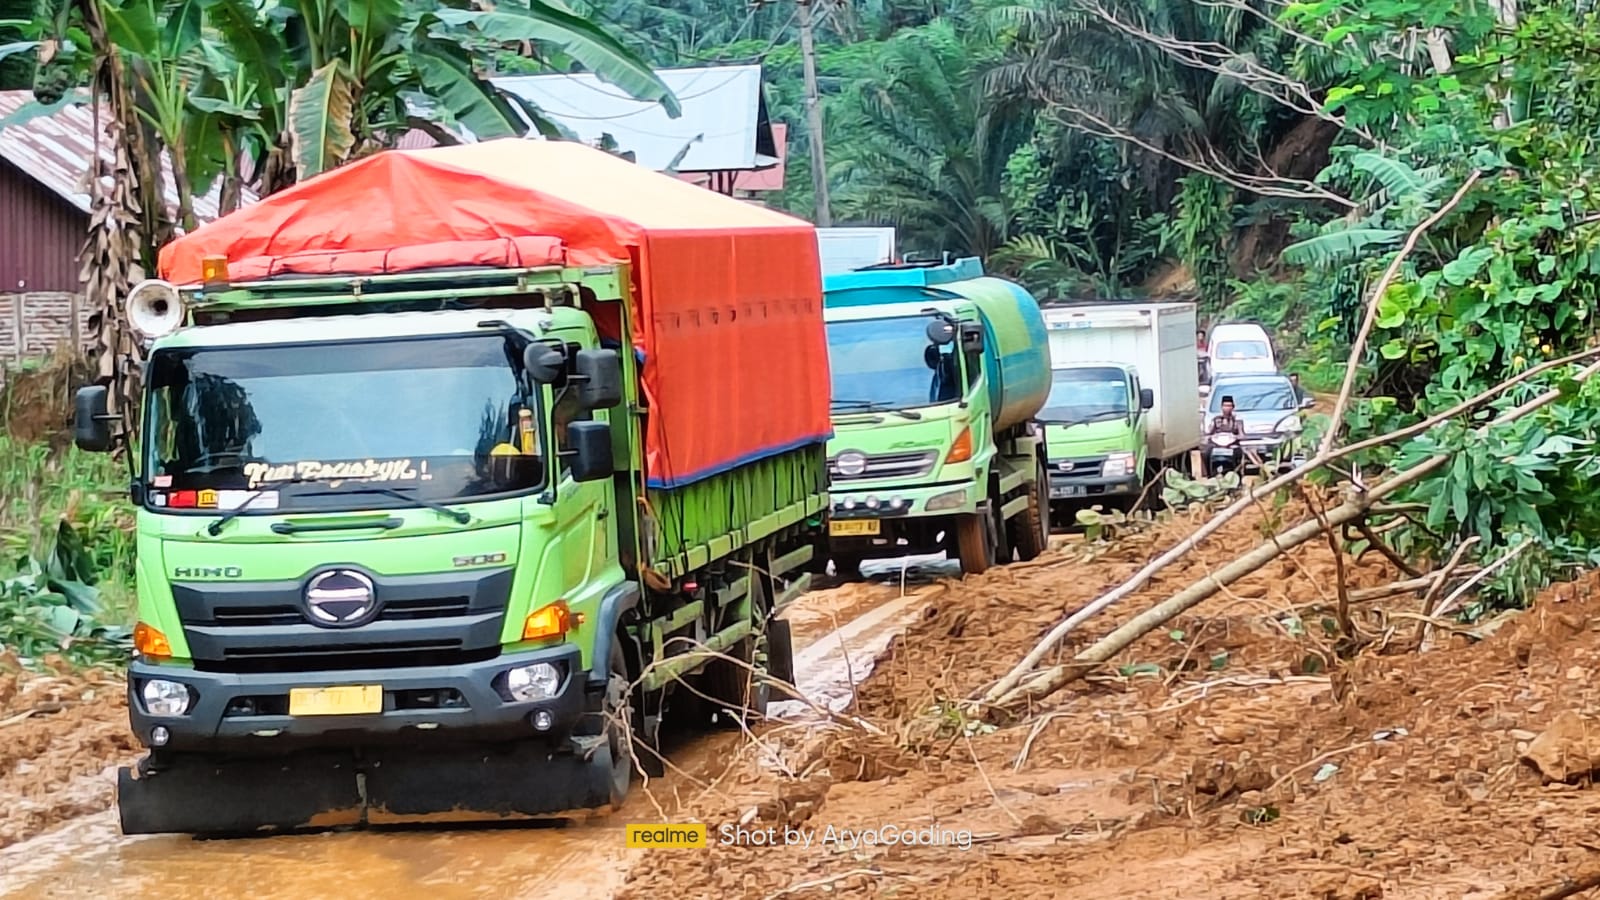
828, 19, 1024, 258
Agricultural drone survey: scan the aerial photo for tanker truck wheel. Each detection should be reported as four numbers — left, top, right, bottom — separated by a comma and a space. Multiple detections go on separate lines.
955, 503, 997, 575
1011, 457, 1050, 561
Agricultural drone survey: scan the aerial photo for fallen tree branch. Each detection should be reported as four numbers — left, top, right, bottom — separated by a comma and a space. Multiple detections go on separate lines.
1354, 521, 1426, 578
979, 347, 1600, 707
990, 358, 1600, 709
1421, 538, 1535, 650
1320, 170, 1483, 456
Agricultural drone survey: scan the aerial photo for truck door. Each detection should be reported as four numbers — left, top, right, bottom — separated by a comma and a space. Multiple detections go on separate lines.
547, 387, 612, 600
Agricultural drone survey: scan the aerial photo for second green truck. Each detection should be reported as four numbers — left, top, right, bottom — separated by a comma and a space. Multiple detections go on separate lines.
821, 258, 1053, 576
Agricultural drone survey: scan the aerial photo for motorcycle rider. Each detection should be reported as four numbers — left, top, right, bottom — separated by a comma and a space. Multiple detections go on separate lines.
1204, 395, 1245, 475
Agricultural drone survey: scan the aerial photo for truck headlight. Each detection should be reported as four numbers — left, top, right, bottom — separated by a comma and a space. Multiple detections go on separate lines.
506, 663, 562, 702
1102, 452, 1136, 479
141, 679, 194, 716
925, 488, 967, 511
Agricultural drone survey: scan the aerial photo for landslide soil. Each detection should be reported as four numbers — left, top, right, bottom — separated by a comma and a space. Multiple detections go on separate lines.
619, 502, 1600, 900
0, 658, 135, 849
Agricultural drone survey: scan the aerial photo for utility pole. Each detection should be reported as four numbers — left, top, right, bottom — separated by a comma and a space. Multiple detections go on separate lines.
797, 0, 831, 226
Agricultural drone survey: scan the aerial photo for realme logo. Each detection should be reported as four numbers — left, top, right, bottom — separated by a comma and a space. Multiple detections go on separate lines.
625, 823, 707, 848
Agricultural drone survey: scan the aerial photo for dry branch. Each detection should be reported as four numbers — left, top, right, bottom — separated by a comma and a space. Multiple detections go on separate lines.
990, 357, 1600, 709
981, 346, 1600, 707
1320, 170, 1483, 455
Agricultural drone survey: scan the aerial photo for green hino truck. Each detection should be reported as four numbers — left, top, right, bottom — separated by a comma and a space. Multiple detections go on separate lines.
821, 258, 1053, 577
71, 139, 833, 834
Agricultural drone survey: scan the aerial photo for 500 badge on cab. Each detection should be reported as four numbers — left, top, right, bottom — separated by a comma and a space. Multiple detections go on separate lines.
453, 552, 508, 568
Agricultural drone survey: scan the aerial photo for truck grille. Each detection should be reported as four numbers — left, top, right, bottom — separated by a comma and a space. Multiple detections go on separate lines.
828, 450, 938, 482
172, 568, 513, 674
1053, 456, 1107, 480
212, 596, 472, 627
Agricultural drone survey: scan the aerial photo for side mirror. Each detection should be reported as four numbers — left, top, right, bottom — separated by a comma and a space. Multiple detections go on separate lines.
74, 386, 114, 452
1139, 388, 1154, 410
566, 420, 614, 482
574, 348, 623, 410
959, 323, 984, 353
523, 342, 566, 385
925, 318, 956, 345
1300, 396, 1316, 409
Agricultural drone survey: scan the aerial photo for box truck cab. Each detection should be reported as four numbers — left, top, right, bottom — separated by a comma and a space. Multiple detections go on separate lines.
1040, 302, 1202, 513
821, 259, 1052, 577
1206, 322, 1278, 378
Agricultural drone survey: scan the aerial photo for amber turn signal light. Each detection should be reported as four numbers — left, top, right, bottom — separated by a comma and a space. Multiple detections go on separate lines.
522, 600, 578, 642
945, 427, 973, 464
134, 622, 173, 658
200, 255, 230, 287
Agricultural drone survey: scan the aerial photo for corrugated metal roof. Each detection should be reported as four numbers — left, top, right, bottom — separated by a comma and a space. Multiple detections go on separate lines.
492, 65, 780, 173
0, 90, 256, 224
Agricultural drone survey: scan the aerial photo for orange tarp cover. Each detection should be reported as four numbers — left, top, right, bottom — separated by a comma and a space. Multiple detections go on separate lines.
158, 138, 831, 489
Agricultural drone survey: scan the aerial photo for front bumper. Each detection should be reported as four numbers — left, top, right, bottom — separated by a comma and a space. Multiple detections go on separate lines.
128, 642, 592, 753
1048, 471, 1139, 500
826, 481, 974, 557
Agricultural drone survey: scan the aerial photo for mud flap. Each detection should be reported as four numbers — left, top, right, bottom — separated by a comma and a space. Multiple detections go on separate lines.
117, 752, 364, 836
117, 738, 623, 835
363, 737, 619, 824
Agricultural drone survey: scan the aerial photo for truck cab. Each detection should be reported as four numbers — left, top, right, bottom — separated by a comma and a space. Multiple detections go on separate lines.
1039, 363, 1154, 507
821, 259, 1051, 577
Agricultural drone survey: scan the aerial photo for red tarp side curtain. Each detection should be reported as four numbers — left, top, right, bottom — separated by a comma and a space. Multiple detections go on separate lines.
155, 139, 831, 490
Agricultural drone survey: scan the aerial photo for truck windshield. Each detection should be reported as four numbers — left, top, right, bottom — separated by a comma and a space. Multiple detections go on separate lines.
142, 333, 546, 512
825, 317, 962, 412
1040, 367, 1128, 424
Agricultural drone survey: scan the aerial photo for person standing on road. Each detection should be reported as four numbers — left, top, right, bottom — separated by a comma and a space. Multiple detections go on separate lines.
1288, 373, 1310, 405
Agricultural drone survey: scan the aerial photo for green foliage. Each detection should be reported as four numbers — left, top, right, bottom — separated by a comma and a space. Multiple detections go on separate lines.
0, 435, 133, 669
2, 521, 132, 668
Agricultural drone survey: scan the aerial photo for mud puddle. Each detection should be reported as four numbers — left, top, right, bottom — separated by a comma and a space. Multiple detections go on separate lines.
0, 567, 948, 899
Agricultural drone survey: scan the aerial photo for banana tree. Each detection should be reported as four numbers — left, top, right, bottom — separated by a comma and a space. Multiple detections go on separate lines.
274, 0, 680, 181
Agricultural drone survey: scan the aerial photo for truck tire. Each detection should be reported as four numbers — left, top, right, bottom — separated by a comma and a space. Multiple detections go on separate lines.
1012, 457, 1050, 561
955, 505, 995, 575
602, 641, 634, 806
703, 574, 771, 726
832, 555, 864, 581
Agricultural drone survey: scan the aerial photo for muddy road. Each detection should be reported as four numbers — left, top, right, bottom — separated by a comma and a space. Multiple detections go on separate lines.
0, 559, 952, 900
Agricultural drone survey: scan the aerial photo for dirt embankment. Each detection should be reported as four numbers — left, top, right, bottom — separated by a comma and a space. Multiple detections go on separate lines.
0, 658, 135, 848
619, 504, 1600, 900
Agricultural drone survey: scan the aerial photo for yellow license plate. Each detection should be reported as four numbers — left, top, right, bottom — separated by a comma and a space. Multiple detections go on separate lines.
288, 685, 383, 716
830, 519, 880, 536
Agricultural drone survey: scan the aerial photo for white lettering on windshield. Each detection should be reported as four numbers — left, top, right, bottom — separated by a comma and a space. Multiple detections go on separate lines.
243, 459, 434, 489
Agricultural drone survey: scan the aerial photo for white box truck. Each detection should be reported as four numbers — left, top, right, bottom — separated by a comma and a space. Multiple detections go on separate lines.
817, 227, 896, 274
1037, 301, 1202, 512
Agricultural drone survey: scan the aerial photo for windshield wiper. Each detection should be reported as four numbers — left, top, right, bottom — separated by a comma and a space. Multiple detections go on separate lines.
300, 485, 472, 525
830, 399, 923, 420
205, 475, 328, 536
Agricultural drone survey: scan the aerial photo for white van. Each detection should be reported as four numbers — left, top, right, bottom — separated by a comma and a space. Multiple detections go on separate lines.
1206, 323, 1278, 379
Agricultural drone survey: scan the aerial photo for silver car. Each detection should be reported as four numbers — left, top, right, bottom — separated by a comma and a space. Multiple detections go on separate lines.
1203, 374, 1314, 472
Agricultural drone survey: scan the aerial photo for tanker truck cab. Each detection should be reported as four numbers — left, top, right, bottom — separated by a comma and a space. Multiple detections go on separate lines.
821, 259, 1052, 577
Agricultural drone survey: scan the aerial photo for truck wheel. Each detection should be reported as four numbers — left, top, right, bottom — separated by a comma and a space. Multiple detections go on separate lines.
1012, 457, 1050, 561
832, 555, 863, 581
703, 575, 772, 726
602, 642, 634, 806
955, 505, 994, 575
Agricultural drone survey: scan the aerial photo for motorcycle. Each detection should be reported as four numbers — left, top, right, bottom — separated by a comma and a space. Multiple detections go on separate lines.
1205, 431, 1243, 476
